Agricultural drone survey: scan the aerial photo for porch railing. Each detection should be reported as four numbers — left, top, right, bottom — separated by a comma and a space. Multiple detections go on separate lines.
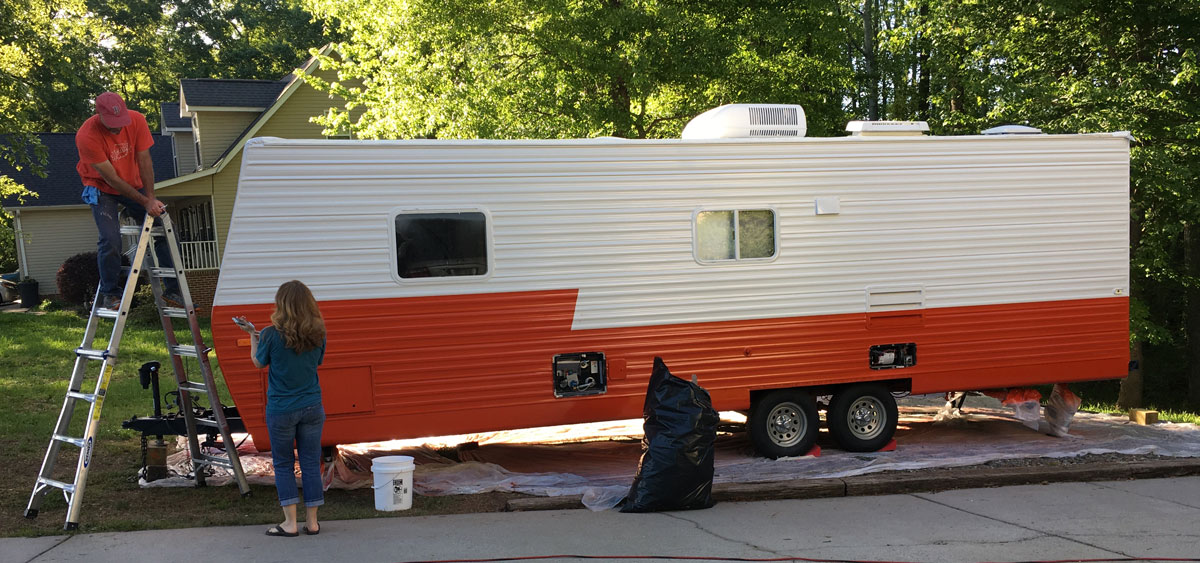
178, 240, 219, 270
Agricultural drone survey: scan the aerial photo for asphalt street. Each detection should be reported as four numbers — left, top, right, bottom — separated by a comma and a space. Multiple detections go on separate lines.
5, 475, 1200, 563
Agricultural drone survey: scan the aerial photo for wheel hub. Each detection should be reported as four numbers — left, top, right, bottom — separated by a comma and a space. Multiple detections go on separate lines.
847, 397, 884, 439
766, 402, 807, 447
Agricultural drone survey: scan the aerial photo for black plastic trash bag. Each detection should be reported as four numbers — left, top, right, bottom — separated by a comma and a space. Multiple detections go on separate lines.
621, 357, 718, 512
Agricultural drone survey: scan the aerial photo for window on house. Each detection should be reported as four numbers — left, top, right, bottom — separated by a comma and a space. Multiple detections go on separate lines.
394, 212, 489, 278
695, 209, 777, 262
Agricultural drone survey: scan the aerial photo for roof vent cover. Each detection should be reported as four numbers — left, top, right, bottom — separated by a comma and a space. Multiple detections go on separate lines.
682, 104, 807, 139
982, 125, 1044, 135
845, 120, 930, 136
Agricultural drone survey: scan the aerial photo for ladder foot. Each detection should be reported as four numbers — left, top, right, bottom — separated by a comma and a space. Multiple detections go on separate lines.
64, 522, 79, 531
24, 509, 38, 519
241, 491, 252, 499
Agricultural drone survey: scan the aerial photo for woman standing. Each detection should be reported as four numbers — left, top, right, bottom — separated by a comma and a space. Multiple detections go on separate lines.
236, 280, 327, 537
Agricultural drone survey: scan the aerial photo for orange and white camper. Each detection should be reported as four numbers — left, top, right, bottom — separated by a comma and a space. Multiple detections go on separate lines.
211, 104, 1130, 458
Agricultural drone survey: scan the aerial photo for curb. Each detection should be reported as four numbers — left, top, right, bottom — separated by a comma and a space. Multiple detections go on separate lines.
505, 457, 1200, 511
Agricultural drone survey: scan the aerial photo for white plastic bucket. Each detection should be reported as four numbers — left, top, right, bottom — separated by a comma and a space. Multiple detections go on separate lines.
371, 455, 415, 511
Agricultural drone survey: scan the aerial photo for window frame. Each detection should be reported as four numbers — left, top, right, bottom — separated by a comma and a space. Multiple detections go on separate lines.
691, 207, 780, 264
388, 207, 495, 284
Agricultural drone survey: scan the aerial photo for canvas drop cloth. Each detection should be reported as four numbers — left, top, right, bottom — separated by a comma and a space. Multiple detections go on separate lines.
144, 395, 1200, 510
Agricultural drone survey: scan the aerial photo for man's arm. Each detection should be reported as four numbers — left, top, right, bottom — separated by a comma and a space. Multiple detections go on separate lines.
90, 155, 165, 217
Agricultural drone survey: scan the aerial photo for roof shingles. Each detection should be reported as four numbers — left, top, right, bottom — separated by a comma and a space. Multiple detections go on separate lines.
180, 79, 288, 109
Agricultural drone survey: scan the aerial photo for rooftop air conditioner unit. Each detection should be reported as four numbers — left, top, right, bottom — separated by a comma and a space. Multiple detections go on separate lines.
681, 104, 807, 139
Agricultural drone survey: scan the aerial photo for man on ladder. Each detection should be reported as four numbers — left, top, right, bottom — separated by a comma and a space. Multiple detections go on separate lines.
75, 91, 183, 308
23, 92, 249, 530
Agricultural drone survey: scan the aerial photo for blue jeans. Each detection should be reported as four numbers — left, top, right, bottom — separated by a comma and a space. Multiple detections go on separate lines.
89, 188, 180, 297
265, 403, 326, 507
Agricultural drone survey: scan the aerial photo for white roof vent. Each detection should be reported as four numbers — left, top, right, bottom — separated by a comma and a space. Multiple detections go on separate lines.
982, 125, 1044, 135
682, 104, 806, 139
845, 120, 930, 136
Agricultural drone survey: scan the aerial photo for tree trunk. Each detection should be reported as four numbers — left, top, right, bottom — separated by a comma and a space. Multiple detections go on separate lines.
863, 0, 878, 120
1187, 223, 1200, 405
1118, 340, 1143, 409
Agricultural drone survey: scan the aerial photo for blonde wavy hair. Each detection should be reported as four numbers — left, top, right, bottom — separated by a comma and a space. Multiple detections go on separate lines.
270, 280, 325, 353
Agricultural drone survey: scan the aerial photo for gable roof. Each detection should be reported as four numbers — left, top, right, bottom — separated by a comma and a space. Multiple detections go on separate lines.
179, 78, 289, 112
158, 45, 337, 191
160, 102, 190, 131
1, 133, 178, 208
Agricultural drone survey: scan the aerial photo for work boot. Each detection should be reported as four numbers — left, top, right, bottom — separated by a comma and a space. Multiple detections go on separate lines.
98, 294, 122, 312
162, 289, 185, 306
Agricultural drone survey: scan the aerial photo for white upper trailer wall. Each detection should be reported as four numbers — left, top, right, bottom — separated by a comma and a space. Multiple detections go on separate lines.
217, 133, 1130, 330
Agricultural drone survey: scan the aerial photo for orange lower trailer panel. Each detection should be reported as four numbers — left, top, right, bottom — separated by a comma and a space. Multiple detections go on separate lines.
211, 292, 1128, 450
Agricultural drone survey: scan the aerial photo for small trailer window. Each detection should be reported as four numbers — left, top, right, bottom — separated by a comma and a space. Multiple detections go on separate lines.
695, 209, 777, 262
394, 212, 489, 278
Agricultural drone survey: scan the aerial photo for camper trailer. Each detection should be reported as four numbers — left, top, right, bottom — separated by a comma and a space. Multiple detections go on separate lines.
211, 104, 1130, 458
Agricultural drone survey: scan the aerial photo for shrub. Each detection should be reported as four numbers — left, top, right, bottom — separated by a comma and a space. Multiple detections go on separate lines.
56, 252, 100, 304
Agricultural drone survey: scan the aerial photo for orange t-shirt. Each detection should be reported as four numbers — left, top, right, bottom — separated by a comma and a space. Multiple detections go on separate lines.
75, 111, 154, 195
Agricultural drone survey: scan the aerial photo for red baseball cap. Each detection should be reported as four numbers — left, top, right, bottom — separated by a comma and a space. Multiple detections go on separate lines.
95, 91, 132, 128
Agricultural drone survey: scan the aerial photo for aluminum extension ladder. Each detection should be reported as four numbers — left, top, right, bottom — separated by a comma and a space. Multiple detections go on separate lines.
25, 212, 250, 530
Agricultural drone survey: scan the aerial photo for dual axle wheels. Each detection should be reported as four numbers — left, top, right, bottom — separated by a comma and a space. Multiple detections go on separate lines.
748, 383, 898, 459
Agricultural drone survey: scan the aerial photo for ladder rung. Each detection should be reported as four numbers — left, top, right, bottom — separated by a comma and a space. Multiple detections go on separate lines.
196, 455, 234, 469
37, 477, 76, 494
171, 345, 209, 358
75, 348, 111, 361
119, 225, 165, 236
149, 267, 178, 279
66, 391, 97, 402
179, 382, 209, 394
95, 307, 123, 319
161, 307, 190, 318
53, 434, 87, 448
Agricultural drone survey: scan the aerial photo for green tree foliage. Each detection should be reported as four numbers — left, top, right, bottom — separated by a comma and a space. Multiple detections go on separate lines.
301, 0, 852, 139
90, 0, 341, 130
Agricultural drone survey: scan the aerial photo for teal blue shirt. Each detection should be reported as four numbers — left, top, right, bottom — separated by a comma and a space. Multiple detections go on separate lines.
256, 326, 325, 414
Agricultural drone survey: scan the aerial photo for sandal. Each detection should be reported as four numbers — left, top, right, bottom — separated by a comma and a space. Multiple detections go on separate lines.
266, 525, 298, 537
304, 525, 320, 535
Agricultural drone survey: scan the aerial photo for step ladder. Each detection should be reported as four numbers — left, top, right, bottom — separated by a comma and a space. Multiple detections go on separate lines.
25, 212, 250, 531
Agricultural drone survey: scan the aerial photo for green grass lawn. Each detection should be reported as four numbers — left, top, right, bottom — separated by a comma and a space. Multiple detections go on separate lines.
0, 305, 518, 537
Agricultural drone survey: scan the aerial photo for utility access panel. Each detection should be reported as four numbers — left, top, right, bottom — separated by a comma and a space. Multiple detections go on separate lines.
553, 352, 607, 398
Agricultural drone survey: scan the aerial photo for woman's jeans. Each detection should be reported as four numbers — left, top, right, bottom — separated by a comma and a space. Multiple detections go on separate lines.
265, 403, 326, 507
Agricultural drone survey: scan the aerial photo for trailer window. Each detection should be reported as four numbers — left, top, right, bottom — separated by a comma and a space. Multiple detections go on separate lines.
695, 209, 776, 262
394, 212, 489, 278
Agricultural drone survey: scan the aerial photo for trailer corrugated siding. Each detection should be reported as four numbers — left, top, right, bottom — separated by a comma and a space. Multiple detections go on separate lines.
213, 134, 1129, 448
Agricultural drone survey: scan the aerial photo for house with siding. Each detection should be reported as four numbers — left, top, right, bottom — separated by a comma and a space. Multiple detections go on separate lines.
3, 46, 358, 307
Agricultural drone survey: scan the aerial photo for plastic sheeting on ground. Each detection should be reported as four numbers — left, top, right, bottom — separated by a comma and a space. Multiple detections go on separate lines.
143, 395, 1200, 511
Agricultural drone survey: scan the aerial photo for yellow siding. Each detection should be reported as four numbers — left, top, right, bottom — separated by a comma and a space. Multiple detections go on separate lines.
174, 130, 198, 173
195, 111, 258, 167
18, 207, 98, 294
211, 151, 242, 258
257, 68, 358, 138
156, 172, 214, 198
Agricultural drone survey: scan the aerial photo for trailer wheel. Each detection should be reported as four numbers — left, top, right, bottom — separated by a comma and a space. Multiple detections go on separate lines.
748, 390, 819, 459
827, 384, 898, 452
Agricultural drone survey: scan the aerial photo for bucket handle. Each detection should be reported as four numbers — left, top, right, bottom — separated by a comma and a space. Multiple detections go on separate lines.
371, 470, 412, 490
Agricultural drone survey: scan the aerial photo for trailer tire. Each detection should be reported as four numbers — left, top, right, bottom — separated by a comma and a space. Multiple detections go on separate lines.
827, 383, 897, 452
748, 390, 819, 459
